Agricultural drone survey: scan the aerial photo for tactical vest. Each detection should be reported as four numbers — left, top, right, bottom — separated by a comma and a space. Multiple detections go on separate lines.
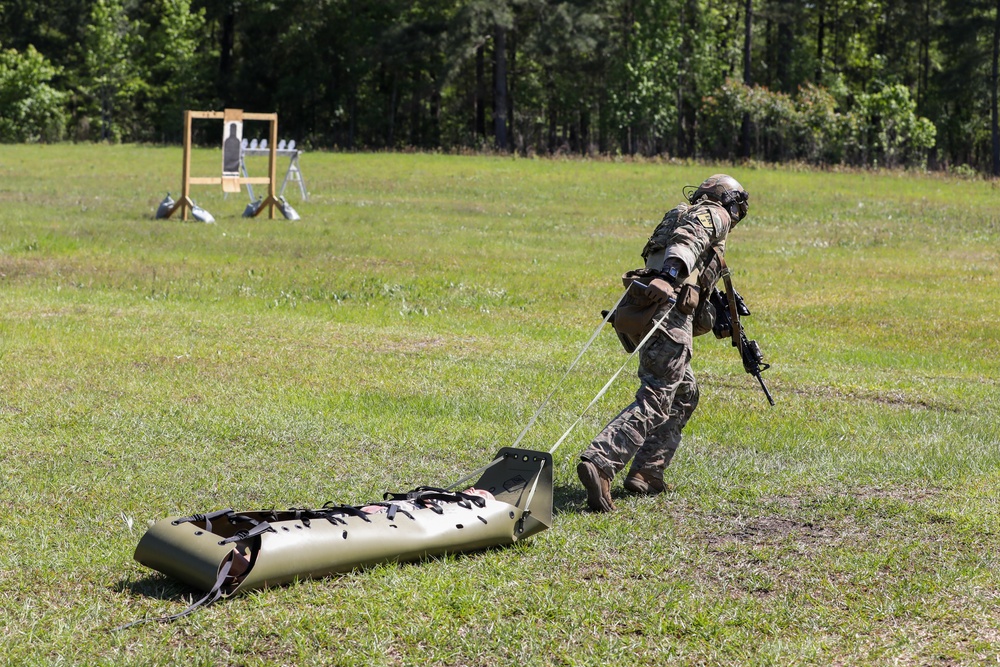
641, 203, 690, 266
612, 201, 730, 348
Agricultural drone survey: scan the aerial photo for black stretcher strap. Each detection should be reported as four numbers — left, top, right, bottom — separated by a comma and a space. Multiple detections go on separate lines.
218, 521, 275, 545
171, 508, 235, 533
113, 558, 234, 631
319, 503, 373, 522
383, 487, 487, 510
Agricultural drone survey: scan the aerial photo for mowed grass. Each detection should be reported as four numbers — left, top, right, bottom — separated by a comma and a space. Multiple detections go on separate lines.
1, 143, 999, 665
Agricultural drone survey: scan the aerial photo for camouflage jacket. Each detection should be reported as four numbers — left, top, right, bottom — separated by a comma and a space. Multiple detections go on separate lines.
641, 200, 734, 344
641, 200, 731, 278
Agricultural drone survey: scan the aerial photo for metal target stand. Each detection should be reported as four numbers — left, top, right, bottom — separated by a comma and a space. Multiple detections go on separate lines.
240, 138, 307, 203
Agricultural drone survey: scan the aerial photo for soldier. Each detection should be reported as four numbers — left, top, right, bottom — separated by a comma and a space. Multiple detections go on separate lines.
577, 174, 751, 512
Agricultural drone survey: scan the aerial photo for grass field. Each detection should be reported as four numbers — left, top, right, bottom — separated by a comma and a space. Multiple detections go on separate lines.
1, 144, 999, 666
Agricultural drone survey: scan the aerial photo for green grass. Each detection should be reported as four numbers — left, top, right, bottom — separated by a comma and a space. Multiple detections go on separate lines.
1, 144, 999, 665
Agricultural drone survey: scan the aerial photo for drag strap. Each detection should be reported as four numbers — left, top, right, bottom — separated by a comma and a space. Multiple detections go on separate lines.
520, 458, 546, 515
510, 288, 627, 449
720, 259, 743, 353
113, 558, 234, 631
548, 309, 671, 455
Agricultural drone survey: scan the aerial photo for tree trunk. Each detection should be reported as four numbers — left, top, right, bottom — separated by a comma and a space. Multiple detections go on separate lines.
831, 0, 841, 74
743, 0, 753, 86
741, 0, 753, 159
764, 17, 773, 88
919, 0, 930, 109
475, 44, 486, 138
409, 69, 420, 147
348, 84, 357, 149
676, 0, 693, 157
776, 18, 793, 92
624, 0, 636, 155
993, 0, 1000, 175
387, 72, 397, 148
548, 104, 557, 154
598, 97, 609, 153
430, 85, 441, 147
219, 2, 236, 105
493, 24, 508, 152
101, 93, 112, 141
508, 28, 516, 151
816, 0, 825, 82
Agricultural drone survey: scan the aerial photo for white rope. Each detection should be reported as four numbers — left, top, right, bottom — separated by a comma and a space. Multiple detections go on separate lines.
444, 456, 504, 491
520, 457, 546, 512
548, 310, 670, 455
510, 289, 628, 450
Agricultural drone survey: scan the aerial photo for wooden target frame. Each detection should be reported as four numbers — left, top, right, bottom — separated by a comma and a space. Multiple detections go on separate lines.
165, 109, 280, 220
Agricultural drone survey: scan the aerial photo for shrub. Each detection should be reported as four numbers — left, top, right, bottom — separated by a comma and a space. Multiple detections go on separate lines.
0, 44, 66, 143
699, 79, 937, 169
855, 84, 936, 168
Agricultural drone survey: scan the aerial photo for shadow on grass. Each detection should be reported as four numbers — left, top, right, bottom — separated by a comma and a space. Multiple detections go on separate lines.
552, 482, 590, 515
115, 573, 198, 602
114, 538, 545, 608
553, 479, 673, 515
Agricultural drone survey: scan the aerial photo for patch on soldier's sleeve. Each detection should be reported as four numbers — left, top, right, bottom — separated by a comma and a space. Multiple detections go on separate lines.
695, 210, 715, 231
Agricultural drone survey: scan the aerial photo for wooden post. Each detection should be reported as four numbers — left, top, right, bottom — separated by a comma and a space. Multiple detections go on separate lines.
162, 109, 282, 221
268, 115, 278, 219
240, 112, 279, 218
181, 110, 193, 221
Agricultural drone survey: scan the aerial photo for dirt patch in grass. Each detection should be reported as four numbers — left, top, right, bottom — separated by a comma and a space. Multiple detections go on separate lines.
0, 256, 52, 281
729, 484, 944, 544
724, 515, 833, 544
773, 383, 963, 413
372, 336, 447, 355
847, 485, 943, 503
709, 375, 964, 412
673, 484, 949, 599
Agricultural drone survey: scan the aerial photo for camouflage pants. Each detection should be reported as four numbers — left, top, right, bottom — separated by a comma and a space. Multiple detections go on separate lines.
580, 333, 699, 484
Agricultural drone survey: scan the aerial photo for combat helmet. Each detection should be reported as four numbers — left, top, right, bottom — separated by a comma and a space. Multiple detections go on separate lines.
686, 174, 750, 223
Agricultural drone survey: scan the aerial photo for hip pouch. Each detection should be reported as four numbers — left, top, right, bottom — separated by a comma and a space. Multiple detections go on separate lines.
675, 282, 699, 315
610, 269, 662, 351
612, 269, 660, 340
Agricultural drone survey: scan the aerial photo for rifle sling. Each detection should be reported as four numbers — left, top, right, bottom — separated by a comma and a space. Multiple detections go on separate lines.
719, 258, 742, 354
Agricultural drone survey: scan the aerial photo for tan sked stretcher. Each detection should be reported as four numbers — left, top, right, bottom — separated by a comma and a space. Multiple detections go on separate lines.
129, 448, 552, 621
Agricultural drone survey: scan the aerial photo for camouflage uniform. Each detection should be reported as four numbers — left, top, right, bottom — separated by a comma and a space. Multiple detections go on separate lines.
580, 198, 734, 488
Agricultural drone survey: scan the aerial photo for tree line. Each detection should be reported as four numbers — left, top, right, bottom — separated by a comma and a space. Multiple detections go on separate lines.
2, 0, 1000, 174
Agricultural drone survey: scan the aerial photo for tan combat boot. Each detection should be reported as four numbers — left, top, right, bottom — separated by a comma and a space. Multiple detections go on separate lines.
577, 460, 615, 512
623, 469, 667, 495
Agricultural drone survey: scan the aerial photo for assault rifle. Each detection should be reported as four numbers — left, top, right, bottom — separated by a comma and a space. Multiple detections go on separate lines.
709, 282, 775, 406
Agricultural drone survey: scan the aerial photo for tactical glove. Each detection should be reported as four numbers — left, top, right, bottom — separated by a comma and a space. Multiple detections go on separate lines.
646, 278, 675, 304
